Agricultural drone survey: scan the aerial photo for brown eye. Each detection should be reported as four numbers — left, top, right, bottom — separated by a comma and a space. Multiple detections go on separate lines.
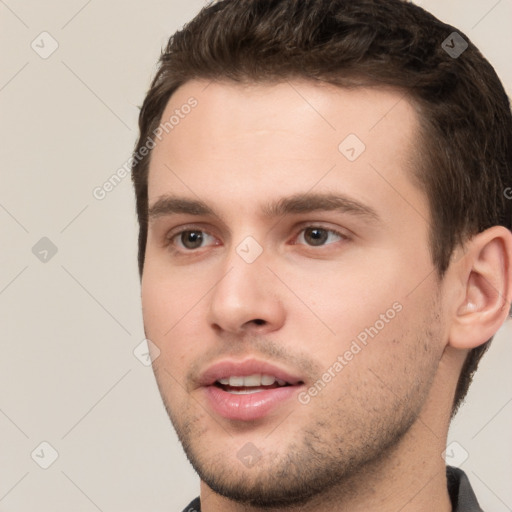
303, 227, 329, 246
298, 227, 344, 247
168, 227, 218, 254
179, 230, 205, 249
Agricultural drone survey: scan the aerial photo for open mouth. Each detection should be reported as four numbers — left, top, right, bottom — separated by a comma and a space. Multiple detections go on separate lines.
214, 374, 294, 394
200, 360, 306, 421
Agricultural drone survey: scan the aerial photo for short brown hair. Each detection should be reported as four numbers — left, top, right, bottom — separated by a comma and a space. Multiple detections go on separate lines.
131, 0, 512, 414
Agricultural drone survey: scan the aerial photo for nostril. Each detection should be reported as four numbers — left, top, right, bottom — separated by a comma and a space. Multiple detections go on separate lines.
253, 319, 265, 326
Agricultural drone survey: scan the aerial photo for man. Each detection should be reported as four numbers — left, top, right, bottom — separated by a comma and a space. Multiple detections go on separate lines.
131, 0, 512, 510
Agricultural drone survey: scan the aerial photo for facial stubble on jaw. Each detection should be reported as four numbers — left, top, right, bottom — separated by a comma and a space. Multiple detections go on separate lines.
149, 318, 444, 509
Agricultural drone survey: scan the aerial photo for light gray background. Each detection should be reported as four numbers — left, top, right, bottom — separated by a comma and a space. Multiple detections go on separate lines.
1, 1, 511, 510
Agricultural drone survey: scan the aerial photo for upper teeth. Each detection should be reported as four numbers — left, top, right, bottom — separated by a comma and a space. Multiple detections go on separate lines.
218, 374, 287, 387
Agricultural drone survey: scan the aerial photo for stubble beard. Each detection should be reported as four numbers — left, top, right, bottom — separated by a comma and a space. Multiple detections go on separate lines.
152, 327, 442, 509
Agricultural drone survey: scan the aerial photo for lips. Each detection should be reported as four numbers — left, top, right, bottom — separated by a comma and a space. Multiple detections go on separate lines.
199, 359, 305, 421
199, 359, 303, 386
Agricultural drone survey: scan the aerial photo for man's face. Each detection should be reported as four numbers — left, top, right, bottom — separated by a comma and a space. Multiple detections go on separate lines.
142, 80, 449, 506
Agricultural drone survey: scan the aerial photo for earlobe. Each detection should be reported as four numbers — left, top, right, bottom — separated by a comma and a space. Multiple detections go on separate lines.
449, 226, 512, 350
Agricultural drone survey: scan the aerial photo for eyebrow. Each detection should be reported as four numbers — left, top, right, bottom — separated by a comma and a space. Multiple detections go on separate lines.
148, 192, 380, 223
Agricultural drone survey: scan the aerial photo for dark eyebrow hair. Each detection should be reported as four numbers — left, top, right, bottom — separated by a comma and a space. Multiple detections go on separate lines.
148, 192, 380, 223
261, 192, 380, 221
149, 196, 215, 218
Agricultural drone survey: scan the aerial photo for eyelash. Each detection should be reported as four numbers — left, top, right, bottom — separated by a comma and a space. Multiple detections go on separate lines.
165, 224, 348, 253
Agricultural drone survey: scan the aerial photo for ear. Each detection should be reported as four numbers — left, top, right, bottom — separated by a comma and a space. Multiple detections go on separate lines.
448, 226, 512, 350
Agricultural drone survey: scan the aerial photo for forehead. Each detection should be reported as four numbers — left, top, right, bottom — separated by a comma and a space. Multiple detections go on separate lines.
147, 79, 426, 225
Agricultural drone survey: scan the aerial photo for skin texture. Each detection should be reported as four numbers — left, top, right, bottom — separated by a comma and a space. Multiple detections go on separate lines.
141, 80, 511, 511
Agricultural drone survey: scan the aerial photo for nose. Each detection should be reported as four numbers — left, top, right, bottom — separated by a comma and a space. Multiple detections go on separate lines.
207, 245, 286, 335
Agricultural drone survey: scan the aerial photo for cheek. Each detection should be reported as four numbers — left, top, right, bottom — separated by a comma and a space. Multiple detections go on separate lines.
294, 249, 440, 367
141, 262, 213, 370
141, 257, 208, 329
295, 257, 401, 336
